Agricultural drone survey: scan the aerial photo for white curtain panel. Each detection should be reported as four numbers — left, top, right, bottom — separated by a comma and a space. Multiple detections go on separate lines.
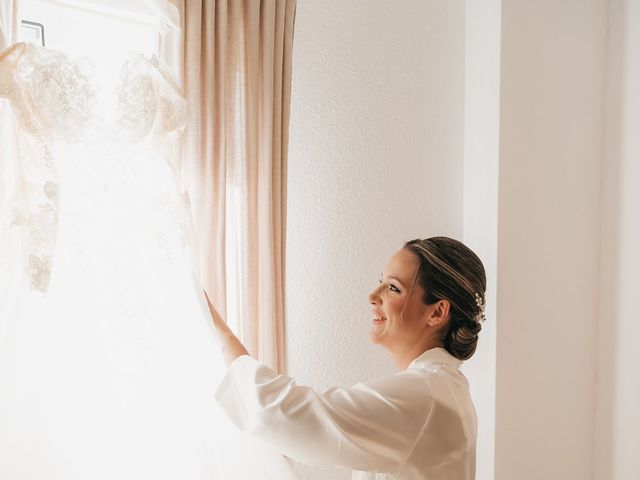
0, 0, 17, 50
0, 0, 20, 322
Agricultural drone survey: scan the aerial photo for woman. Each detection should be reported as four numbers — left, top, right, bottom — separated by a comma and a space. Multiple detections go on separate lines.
205, 236, 486, 479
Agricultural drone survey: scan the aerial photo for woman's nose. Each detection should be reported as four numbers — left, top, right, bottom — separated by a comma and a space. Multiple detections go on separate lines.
368, 285, 382, 305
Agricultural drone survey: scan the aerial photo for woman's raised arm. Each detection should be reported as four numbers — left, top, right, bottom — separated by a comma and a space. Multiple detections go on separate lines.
214, 354, 436, 474
204, 289, 249, 366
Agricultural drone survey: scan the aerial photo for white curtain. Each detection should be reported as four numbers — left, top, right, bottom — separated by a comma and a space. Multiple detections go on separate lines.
0, 0, 20, 322
0, 0, 17, 50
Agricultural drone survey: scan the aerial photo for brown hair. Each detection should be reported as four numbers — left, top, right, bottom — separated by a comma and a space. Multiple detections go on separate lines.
403, 237, 486, 360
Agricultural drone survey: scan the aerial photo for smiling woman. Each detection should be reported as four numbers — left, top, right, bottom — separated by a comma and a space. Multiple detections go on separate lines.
369, 237, 485, 369
205, 236, 487, 480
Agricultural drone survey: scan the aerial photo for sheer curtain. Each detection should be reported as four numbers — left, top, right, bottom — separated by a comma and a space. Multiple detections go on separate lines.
0, 0, 16, 50
0, 0, 19, 321
180, 0, 296, 373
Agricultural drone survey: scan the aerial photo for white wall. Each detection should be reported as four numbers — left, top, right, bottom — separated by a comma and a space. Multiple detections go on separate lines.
285, 1, 466, 479
596, 1, 640, 479
286, 2, 640, 480
495, 1, 607, 479
462, 1, 501, 479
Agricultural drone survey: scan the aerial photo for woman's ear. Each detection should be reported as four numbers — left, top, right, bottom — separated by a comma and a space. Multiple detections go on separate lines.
426, 299, 450, 327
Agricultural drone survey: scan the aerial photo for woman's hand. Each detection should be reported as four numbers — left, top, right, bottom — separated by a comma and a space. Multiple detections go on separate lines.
203, 289, 250, 367
204, 289, 230, 333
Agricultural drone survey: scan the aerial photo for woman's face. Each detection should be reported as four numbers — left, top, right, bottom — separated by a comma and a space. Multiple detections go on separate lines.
368, 248, 433, 351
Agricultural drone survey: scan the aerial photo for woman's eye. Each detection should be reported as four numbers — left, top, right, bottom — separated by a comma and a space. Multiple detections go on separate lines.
378, 279, 399, 293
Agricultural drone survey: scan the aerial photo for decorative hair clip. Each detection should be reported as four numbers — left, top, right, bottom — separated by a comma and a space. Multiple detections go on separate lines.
474, 292, 486, 323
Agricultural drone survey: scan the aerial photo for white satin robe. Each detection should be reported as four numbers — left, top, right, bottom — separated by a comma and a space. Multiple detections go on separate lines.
215, 347, 477, 479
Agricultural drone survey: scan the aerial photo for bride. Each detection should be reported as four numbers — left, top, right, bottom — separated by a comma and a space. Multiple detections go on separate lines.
206, 236, 486, 480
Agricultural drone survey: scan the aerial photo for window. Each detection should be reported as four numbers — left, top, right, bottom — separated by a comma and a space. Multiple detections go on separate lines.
16, 0, 178, 122
17, 0, 165, 60
19, 20, 45, 47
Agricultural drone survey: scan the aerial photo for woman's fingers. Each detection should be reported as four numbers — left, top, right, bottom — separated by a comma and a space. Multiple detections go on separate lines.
202, 289, 249, 365
203, 289, 228, 329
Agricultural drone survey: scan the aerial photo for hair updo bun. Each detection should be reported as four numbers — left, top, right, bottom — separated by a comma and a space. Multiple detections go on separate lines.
403, 237, 487, 361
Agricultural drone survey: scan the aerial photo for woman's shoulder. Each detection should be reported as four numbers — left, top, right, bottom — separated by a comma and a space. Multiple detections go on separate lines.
344, 358, 470, 412
344, 368, 438, 407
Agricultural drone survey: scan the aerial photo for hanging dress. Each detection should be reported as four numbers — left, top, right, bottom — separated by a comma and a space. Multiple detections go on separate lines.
0, 41, 295, 480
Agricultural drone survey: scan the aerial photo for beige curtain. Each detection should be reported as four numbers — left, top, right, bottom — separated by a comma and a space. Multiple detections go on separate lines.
181, 0, 296, 373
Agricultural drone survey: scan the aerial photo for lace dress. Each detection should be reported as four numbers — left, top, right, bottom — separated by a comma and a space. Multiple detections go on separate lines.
0, 42, 295, 480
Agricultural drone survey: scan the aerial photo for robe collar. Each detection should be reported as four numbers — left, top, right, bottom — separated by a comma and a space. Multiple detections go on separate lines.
407, 347, 462, 370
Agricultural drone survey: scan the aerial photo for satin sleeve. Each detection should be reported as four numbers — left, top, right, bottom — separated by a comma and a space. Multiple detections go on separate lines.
214, 355, 435, 474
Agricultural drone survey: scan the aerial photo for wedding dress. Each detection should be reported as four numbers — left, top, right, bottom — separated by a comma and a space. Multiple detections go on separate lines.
0, 42, 295, 480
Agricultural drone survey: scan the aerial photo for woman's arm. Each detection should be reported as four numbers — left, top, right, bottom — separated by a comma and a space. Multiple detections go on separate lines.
203, 289, 249, 367
214, 355, 436, 474
204, 289, 437, 474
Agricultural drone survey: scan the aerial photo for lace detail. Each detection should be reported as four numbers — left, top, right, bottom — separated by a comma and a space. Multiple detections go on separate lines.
117, 54, 188, 140
0, 42, 97, 141
27, 253, 52, 292
1, 41, 188, 144
9, 138, 60, 292
151, 56, 188, 135
0, 42, 189, 293
117, 56, 157, 141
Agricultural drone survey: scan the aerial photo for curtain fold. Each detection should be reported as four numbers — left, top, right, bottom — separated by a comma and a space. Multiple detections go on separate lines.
182, 0, 296, 373
0, 0, 17, 51
0, 0, 20, 321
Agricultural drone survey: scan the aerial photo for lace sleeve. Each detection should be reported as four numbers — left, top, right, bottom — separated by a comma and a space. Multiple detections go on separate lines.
149, 55, 188, 135
1, 42, 96, 141
17, 43, 96, 142
117, 55, 157, 141
0, 43, 62, 292
117, 54, 187, 141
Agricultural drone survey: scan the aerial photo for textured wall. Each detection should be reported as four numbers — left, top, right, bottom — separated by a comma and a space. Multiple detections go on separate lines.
285, 1, 466, 479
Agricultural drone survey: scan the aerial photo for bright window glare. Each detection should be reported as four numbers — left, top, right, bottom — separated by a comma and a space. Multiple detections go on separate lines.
18, 0, 160, 121
19, 0, 161, 93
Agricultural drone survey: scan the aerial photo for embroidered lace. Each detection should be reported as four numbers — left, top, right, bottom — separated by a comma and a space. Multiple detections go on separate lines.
0, 42, 188, 292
